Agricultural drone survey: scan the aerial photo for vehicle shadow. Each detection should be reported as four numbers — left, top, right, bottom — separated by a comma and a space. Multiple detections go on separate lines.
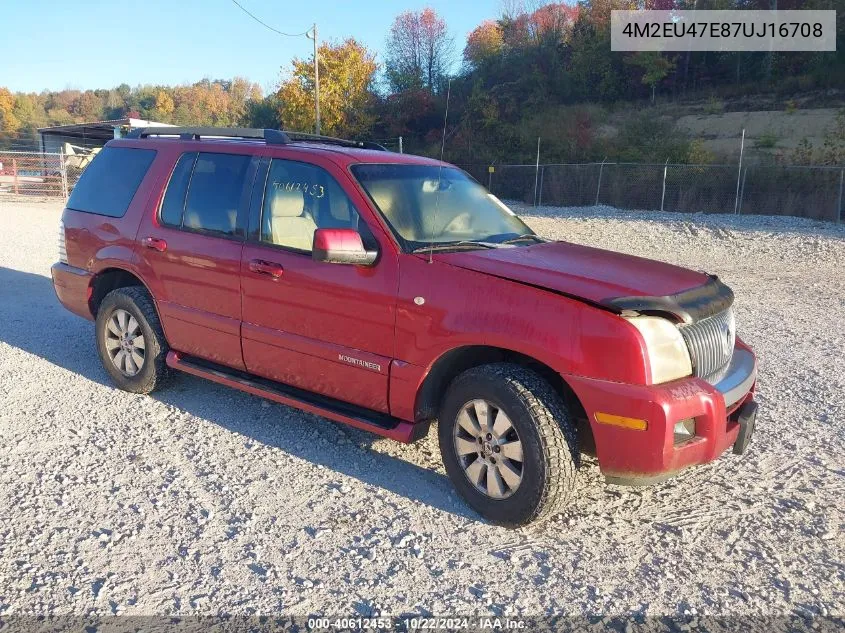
0, 265, 475, 521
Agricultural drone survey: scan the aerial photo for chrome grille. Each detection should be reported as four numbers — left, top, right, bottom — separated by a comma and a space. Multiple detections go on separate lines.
679, 308, 735, 382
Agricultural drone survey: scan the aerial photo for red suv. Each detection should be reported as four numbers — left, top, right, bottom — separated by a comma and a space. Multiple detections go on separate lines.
51, 127, 758, 525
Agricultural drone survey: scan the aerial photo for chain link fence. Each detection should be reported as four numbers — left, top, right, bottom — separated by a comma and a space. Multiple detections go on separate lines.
458, 162, 845, 223
3, 150, 844, 223
0, 151, 88, 199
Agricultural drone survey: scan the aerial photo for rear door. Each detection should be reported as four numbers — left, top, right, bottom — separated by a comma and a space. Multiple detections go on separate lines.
239, 153, 399, 413
135, 148, 258, 369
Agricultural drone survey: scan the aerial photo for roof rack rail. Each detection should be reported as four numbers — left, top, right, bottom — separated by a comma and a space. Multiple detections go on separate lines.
125, 127, 291, 144
284, 132, 387, 151
126, 126, 387, 151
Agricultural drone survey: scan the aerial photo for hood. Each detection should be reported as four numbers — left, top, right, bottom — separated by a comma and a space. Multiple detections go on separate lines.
438, 241, 710, 308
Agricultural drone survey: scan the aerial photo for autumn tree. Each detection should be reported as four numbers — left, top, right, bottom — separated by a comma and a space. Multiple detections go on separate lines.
78, 90, 105, 121
0, 88, 20, 134
464, 21, 504, 69
152, 90, 175, 121
277, 38, 378, 137
385, 8, 453, 94
527, 2, 579, 43
228, 77, 263, 125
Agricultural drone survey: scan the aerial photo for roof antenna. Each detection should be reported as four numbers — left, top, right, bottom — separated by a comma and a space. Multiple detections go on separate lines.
429, 78, 452, 265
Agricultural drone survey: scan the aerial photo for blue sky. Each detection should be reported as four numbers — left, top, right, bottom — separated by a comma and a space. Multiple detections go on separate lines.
1, 0, 501, 94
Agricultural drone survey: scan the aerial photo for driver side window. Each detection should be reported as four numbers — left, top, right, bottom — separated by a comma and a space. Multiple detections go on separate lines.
260, 159, 362, 252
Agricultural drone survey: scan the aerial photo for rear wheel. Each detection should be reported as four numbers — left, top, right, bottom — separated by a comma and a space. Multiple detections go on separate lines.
438, 363, 578, 526
95, 286, 169, 394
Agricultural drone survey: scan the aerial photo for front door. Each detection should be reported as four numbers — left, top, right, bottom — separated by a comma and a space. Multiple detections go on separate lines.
136, 149, 257, 369
240, 154, 398, 413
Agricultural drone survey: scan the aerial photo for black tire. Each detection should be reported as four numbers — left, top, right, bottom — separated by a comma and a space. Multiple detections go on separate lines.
438, 363, 578, 526
95, 286, 169, 394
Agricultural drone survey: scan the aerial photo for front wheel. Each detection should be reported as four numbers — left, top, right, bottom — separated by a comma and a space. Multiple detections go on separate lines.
438, 364, 578, 526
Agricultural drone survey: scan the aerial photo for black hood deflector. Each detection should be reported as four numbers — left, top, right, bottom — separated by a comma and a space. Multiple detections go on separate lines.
602, 275, 734, 324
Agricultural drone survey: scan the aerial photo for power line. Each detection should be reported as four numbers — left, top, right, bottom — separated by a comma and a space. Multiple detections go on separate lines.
228, 0, 320, 134
229, 0, 310, 37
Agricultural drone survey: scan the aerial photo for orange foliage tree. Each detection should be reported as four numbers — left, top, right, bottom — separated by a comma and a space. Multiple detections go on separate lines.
277, 38, 378, 137
464, 21, 504, 69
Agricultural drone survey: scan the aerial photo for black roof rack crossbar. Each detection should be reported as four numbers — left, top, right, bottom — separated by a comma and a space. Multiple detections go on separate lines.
126, 127, 291, 144
125, 126, 386, 150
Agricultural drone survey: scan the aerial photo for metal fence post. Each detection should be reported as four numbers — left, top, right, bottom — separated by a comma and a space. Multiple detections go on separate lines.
734, 128, 745, 214
595, 158, 607, 206
59, 148, 69, 199
837, 168, 844, 223
660, 158, 668, 212
738, 166, 748, 215
533, 137, 541, 207
538, 166, 545, 207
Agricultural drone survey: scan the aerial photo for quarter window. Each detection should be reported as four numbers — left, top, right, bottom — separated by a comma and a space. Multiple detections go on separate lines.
66, 146, 156, 218
260, 159, 364, 252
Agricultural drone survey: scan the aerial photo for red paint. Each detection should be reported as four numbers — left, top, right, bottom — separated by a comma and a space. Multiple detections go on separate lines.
313, 227, 365, 253
564, 370, 754, 480
141, 236, 167, 252
441, 240, 709, 303
53, 134, 757, 483
248, 259, 284, 278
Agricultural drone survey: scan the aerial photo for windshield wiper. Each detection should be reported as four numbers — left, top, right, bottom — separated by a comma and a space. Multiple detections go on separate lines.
500, 234, 545, 245
411, 240, 500, 253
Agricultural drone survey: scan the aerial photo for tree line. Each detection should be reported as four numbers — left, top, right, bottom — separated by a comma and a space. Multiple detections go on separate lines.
2, 1, 844, 164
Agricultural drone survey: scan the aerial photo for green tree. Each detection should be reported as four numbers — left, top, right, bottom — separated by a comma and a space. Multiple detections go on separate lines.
625, 52, 676, 103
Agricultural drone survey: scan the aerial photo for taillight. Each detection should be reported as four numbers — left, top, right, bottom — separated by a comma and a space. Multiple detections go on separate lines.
58, 220, 68, 264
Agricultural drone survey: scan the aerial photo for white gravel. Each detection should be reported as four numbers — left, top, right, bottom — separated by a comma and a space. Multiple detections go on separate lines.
0, 197, 842, 622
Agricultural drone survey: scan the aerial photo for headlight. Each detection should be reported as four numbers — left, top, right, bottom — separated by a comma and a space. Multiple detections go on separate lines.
626, 316, 692, 384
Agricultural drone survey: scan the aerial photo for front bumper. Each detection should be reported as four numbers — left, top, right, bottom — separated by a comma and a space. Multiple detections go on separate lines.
564, 345, 757, 485
51, 262, 94, 320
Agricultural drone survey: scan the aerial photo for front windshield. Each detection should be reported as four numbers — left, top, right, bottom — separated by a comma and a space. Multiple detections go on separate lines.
351, 164, 534, 250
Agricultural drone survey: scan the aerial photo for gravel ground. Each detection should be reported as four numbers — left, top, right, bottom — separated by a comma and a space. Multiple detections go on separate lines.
0, 197, 842, 624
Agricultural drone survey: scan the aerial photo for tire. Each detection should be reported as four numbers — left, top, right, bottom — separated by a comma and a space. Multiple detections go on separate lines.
438, 363, 578, 526
95, 286, 169, 394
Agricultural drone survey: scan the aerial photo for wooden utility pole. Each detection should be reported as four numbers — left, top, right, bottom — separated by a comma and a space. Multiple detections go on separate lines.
307, 23, 321, 135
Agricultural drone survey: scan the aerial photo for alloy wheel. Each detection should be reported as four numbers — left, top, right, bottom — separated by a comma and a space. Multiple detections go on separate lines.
103, 308, 146, 377
453, 399, 524, 499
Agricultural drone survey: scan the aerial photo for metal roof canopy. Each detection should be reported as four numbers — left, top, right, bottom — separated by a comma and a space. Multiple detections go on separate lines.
38, 118, 174, 142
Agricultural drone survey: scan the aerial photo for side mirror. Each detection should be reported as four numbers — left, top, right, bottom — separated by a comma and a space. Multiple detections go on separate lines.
312, 228, 378, 266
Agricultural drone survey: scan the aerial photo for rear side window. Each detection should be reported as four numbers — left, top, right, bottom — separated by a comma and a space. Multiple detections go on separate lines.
159, 151, 251, 237
66, 146, 156, 218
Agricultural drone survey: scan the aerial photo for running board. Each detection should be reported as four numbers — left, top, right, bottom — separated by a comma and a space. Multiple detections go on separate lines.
166, 351, 429, 443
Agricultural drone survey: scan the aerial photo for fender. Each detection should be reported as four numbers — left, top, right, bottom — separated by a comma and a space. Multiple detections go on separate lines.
395, 255, 649, 385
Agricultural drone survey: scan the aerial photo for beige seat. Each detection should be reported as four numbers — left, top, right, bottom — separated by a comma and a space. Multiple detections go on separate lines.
365, 181, 417, 240
267, 188, 317, 251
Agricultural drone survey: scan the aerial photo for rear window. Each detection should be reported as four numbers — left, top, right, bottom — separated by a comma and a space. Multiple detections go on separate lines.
66, 146, 156, 218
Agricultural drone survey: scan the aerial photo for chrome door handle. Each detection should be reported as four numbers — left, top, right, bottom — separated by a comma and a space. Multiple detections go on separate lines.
249, 259, 284, 279
142, 237, 167, 252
